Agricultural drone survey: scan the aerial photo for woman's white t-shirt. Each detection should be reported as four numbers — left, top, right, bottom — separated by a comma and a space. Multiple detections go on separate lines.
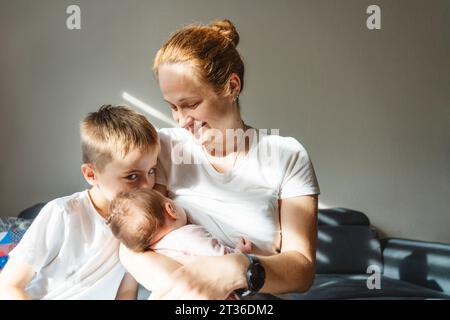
8, 190, 125, 300
156, 128, 320, 254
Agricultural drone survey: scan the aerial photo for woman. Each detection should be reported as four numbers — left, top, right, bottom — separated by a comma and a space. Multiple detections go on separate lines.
120, 19, 320, 299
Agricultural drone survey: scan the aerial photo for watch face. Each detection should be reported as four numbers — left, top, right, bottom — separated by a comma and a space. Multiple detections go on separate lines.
249, 262, 265, 291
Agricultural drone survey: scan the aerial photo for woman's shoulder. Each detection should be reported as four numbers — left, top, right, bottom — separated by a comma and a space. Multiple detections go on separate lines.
256, 131, 309, 155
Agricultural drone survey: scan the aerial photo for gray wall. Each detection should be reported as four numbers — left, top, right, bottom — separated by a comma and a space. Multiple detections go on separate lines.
1, 0, 449, 243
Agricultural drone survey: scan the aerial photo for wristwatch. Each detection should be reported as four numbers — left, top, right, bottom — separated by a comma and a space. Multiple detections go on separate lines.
235, 254, 266, 297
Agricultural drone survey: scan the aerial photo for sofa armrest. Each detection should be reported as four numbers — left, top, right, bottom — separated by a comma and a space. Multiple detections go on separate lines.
381, 238, 450, 294
17, 202, 46, 220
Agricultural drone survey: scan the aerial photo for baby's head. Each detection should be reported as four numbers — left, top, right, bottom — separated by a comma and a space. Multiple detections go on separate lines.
108, 188, 187, 252
80, 105, 159, 201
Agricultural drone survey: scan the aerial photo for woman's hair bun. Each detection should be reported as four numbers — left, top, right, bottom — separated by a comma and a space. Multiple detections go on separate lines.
208, 19, 240, 47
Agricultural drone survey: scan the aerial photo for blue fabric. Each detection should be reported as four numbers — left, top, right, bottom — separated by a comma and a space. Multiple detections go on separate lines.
0, 217, 33, 269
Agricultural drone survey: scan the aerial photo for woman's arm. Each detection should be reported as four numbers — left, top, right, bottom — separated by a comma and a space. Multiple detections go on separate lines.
150, 194, 318, 299
258, 194, 318, 293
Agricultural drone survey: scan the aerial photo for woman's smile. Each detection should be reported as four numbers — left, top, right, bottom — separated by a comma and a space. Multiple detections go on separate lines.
188, 120, 212, 145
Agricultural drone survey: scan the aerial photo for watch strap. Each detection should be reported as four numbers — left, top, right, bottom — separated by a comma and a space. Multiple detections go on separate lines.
235, 254, 265, 297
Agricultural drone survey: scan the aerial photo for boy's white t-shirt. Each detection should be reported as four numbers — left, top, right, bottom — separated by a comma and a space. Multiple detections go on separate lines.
155, 128, 320, 255
8, 190, 125, 300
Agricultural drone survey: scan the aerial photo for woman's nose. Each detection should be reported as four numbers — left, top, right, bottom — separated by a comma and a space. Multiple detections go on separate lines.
176, 110, 193, 128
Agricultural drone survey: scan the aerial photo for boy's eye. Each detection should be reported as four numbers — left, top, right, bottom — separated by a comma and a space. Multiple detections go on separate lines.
126, 174, 138, 181
148, 168, 156, 175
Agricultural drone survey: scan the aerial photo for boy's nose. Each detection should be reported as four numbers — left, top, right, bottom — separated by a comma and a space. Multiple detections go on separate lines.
139, 176, 154, 189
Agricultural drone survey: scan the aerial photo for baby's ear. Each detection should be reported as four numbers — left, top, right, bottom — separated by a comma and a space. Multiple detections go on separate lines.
163, 202, 178, 220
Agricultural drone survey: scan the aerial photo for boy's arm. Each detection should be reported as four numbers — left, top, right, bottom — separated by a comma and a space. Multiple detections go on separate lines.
0, 257, 35, 300
115, 272, 138, 300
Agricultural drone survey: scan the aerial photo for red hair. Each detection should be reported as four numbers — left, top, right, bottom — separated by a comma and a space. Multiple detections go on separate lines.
153, 19, 245, 96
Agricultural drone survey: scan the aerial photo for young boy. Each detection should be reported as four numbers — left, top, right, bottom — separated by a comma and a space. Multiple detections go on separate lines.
108, 188, 252, 265
0, 105, 159, 300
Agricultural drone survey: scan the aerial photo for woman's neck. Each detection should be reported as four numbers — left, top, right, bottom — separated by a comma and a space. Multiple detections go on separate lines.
206, 119, 251, 157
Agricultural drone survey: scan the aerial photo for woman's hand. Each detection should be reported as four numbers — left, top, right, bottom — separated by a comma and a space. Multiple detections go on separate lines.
150, 254, 249, 300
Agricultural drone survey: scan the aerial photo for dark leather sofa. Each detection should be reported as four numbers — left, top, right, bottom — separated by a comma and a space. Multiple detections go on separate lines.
18, 204, 450, 299
278, 208, 450, 299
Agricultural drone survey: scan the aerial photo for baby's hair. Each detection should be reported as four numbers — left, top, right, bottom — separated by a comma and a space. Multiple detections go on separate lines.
153, 19, 245, 97
80, 105, 159, 172
108, 188, 167, 252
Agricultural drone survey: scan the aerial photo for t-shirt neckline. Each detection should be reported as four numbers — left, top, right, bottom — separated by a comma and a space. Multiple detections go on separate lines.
194, 129, 258, 179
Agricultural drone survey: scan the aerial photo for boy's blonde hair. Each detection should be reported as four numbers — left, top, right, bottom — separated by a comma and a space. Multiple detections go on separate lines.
80, 105, 159, 171
108, 188, 167, 252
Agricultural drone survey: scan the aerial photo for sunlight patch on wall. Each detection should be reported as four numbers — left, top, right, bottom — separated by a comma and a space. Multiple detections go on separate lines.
122, 91, 178, 128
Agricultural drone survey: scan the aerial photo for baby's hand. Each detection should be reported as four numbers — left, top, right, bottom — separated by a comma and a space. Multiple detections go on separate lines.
236, 236, 253, 254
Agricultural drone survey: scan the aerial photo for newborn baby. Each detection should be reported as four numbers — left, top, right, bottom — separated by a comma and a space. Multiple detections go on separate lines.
108, 188, 252, 265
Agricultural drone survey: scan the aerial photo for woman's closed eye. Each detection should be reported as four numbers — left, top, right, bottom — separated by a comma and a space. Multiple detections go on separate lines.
168, 101, 200, 110
185, 102, 200, 109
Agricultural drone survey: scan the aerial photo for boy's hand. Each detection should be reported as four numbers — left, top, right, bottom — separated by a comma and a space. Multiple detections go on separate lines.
236, 237, 252, 253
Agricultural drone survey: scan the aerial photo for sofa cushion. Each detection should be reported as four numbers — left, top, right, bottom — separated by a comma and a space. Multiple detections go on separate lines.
382, 238, 450, 295
275, 274, 450, 300
318, 208, 370, 226
316, 226, 383, 274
